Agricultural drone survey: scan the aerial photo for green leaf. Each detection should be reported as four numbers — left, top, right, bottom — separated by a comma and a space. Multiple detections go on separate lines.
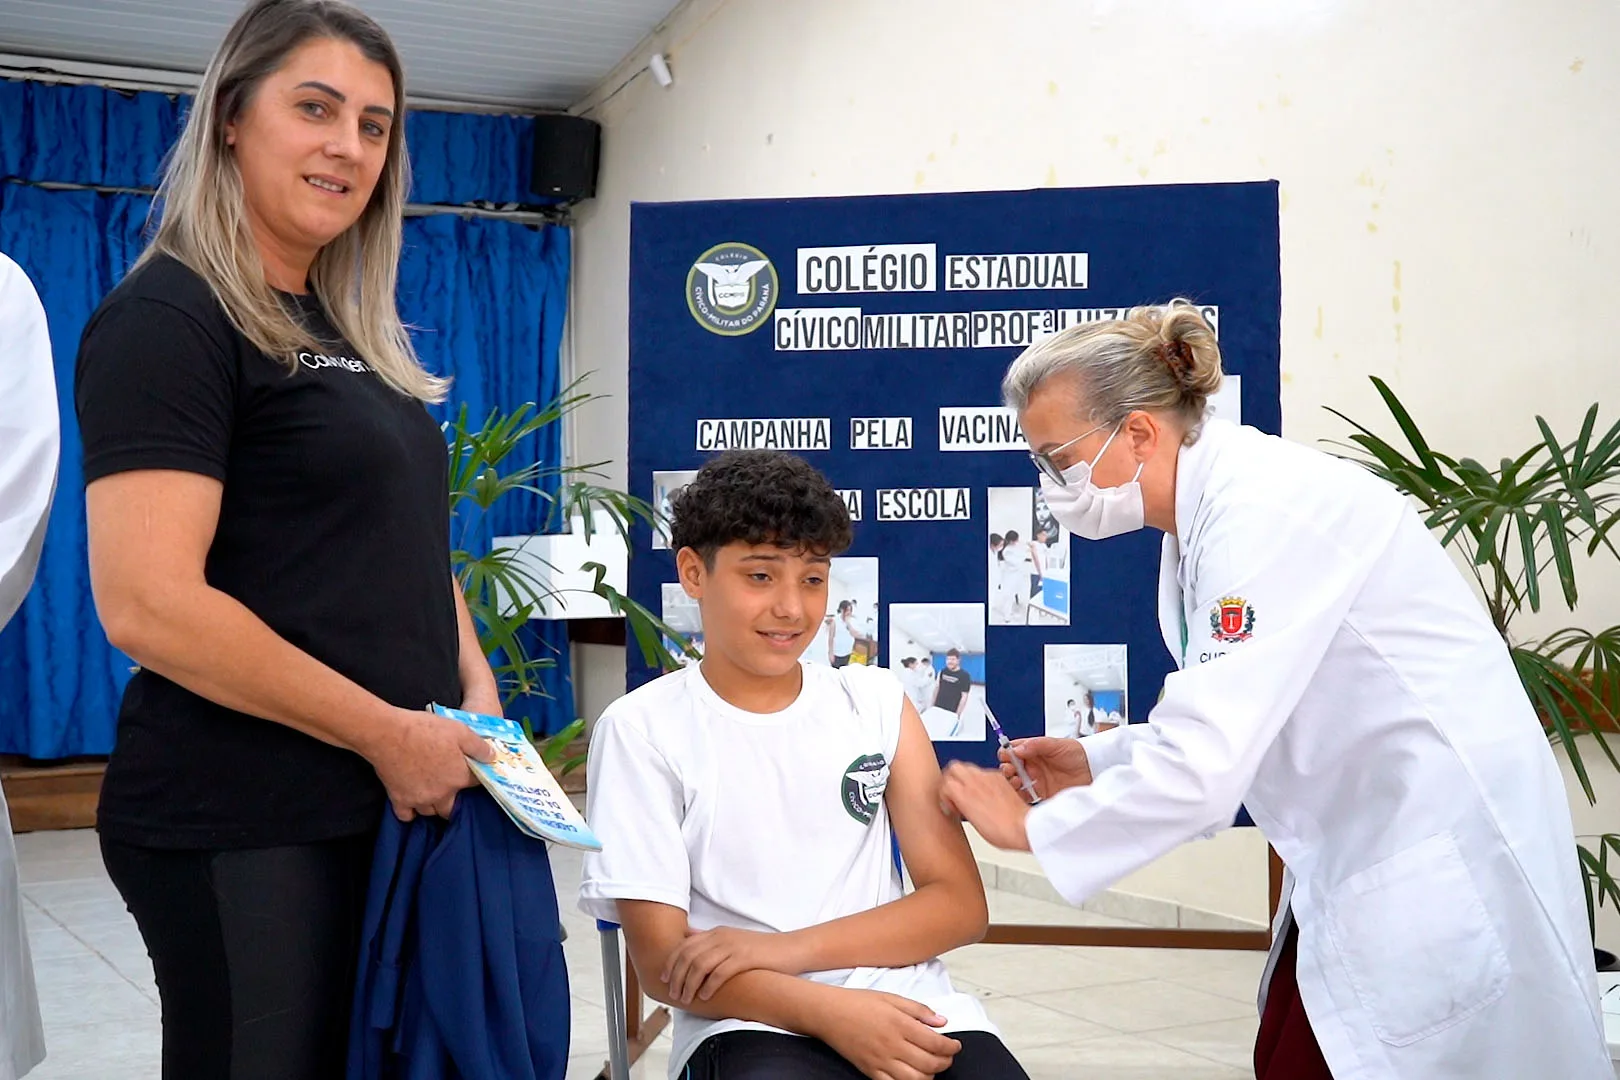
1513, 508, 1542, 612
1579, 834, 1620, 941
1514, 647, 1597, 803
1539, 500, 1579, 609
1368, 376, 1444, 475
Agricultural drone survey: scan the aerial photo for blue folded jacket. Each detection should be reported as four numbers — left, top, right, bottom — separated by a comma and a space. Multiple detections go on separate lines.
347, 787, 570, 1080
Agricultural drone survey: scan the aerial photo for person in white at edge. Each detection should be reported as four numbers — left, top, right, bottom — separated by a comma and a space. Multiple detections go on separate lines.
1075, 691, 1110, 737
938, 299, 1609, 1080
0, 253, 54, 1079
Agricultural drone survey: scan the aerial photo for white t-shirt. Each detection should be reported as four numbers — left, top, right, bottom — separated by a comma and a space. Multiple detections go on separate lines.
579, 663, 994, 1076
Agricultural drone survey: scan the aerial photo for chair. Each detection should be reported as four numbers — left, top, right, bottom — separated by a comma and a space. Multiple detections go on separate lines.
596, 919, 670, 1080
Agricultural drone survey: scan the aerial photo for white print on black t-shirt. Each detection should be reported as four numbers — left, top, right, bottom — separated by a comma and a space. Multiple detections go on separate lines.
297, 350, 373, 374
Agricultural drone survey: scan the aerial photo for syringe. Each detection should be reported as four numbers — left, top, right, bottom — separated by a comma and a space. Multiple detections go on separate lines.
984, 704, 1041, 805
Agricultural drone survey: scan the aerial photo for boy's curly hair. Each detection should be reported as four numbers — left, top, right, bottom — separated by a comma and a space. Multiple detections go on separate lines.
670, 450, 853, 565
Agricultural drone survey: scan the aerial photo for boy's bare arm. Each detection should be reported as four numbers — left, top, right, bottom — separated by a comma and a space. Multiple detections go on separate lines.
618, 898, 964, 1080
776, 697, 989, 968
616, 899, 832, 1028
661, 699, 989, 1003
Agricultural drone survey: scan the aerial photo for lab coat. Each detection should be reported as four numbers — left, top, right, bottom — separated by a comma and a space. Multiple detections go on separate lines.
0, 253, 53, 1079
1025, 419, 1608, 1079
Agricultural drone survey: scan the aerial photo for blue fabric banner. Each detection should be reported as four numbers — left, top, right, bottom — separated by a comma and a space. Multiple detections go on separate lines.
628, 183, 1281, 770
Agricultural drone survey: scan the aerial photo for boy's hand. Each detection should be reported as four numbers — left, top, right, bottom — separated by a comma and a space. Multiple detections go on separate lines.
814, 989, 961, 1080
661, 926, 801, 1003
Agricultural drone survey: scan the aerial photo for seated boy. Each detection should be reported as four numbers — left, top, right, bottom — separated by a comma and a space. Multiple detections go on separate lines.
580, 450, 1028, 1080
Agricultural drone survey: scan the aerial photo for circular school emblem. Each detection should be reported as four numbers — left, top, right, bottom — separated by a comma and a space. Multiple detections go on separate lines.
686, 241, 778, 336
841, 753, 890, 826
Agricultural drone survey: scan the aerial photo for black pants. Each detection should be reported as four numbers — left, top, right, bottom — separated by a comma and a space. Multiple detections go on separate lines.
101, 831, 375, 1080
685, 1029, 1030, 1079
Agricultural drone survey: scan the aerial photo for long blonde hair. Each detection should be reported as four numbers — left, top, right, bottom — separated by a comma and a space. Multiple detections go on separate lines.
138, 0, 446, 402
1002, 298, 1223, 442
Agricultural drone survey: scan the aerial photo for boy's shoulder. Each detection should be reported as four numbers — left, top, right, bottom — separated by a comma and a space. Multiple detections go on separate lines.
596, 667, 700, 737
832, 661, 904, 701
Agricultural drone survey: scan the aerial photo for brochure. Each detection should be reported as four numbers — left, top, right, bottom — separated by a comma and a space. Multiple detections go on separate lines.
431, 704, 602, 852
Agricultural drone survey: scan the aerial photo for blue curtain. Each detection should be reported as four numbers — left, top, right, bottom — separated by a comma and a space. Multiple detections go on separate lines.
0, 79, 574, 758
0, 78, 542, 205
401, 215, 576, 737
0, 184, 150, 759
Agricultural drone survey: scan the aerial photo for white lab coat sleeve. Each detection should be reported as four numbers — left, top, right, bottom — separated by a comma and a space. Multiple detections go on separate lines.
1025, 497, 1392, 905
1076, 722, 1150, 775
0, 254, 50, 1078
0, 255, 59, 631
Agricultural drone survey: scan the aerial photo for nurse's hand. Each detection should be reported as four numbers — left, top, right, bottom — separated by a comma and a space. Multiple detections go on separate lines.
1000, 737, 1092, 801
939, 763, 1031, 852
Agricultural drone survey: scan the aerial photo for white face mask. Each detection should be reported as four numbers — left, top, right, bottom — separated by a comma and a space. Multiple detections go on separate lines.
1038, 424, 1146, 541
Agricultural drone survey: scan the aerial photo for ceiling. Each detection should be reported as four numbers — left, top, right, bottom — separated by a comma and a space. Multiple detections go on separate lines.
890, 604, 987, 656
0, 0, 682, 109
1047, 644, 1128, 692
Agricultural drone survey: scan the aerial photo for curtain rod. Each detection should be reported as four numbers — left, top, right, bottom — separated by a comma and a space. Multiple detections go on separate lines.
0, 54, 561, 116
12, 180, 566, 225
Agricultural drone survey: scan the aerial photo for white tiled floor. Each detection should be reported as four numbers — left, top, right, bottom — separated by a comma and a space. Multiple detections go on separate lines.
14, 828, 1263, 1079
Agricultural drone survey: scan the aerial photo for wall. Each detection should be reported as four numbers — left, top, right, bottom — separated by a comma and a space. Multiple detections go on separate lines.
568, 0, 1620, 933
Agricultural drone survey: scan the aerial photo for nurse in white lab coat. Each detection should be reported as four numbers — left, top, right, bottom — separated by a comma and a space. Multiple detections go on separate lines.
939, 300, 1609, 1079
0, 252, 54, 1079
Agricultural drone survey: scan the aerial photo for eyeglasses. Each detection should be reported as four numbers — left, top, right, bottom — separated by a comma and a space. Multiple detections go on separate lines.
1029, 421, 1110, 484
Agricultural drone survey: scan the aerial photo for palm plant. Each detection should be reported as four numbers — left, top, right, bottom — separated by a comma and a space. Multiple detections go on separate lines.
446, 377, 695, 772
1328, 377, 1620, 941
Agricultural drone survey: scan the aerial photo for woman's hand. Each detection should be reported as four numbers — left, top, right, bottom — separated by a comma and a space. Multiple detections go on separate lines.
660, 926, 803, 1003
998, 736, 1092, 801
366, 707, 494, 821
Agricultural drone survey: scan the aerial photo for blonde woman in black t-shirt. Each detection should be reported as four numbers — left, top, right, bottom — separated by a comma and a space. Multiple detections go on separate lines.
74, 2, 498, 1076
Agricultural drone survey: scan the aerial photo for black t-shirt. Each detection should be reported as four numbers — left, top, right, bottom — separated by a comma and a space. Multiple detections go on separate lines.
933, 667, 973, 713
75, 255, 461, 849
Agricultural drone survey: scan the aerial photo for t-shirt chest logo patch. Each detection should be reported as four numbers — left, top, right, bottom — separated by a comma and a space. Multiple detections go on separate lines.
296, 349, 373, 374
841, 753, 890, 826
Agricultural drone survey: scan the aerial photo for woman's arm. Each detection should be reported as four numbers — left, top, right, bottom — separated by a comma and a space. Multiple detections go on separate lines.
86, 470, 490, 820
452, 577, 502, 715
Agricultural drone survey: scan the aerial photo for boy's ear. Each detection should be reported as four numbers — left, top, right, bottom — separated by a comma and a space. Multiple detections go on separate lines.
675, 546, 707, 598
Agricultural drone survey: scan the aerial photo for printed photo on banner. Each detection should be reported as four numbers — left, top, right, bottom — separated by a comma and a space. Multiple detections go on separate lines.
803, 558, 880, 669
1209, 373, 1242, 425
988, 487, 1070, 626
888, 603, 987, 743
651, 470, 699, 550
660, 582, 702, 668
1045, 644, 1128, 739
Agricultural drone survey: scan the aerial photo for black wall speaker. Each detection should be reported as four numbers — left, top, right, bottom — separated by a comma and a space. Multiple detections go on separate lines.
530, 114, 601, 203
